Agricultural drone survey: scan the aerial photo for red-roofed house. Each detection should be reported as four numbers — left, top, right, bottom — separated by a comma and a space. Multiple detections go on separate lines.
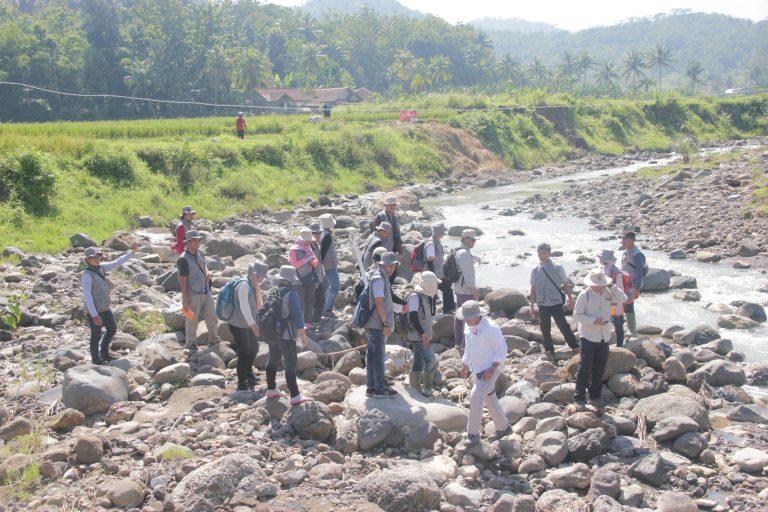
252, 87, 369, 112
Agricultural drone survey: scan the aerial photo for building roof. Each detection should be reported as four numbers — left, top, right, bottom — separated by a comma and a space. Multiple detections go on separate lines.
253, 87, 364, 105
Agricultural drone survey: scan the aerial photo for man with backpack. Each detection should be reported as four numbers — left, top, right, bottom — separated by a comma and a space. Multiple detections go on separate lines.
318, 214, 340, 318
597, 249, 629, 347
362, 222, 392, 268
263, 266, 313, 406
371, 197, 402, 254
406, 271, 440, 397
226, 261, 268, 391
620, 231, 647, 339
81, 242, 139, 364
365, 252, 400, 398
424, 222, 455, 314
529, 243, 579, 361
178, 230, 219, 354
289, 228, 321, 327
452, 229, 480, 351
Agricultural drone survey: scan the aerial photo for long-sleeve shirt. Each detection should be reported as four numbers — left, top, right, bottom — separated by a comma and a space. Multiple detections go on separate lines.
289, 241, 316, 278
171, 220, 192, 255
621, 247, 646, 292
81, 251, 135, 317
461, 317, 507, 373
573, 285, 628, 343
452, 243, 476, 295
603, 263, 627, 315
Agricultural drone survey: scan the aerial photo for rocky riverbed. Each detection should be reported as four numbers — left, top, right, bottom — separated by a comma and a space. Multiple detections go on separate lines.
1, 145, 768, 512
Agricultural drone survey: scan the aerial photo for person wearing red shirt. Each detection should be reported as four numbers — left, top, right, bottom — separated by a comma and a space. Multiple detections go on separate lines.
236, 112, 246, 139
171, 206, 195, 256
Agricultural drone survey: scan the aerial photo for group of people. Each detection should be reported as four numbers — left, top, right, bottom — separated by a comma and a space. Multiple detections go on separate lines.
81, 197, 647, 442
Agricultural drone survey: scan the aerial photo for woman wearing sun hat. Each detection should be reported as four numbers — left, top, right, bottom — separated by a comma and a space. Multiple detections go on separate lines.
572, 268, 628, 408
171, 206, 196, 256
406, 271, 440, 397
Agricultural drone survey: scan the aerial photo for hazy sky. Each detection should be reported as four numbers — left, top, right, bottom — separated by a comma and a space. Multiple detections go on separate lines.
267, 0, 768, 31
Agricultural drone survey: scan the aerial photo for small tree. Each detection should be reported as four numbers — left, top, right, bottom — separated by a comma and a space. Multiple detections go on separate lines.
648, 43, 674, 92
686, 61, 705, 94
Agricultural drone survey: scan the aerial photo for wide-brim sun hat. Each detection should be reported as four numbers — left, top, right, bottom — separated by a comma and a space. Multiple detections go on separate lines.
456, 300, 486, 321
461, 229, 478, 240
299, 229, 313, 242
309, 223, 322, 234
249, 260, 269, 277
184, 230, 203, 243
585, 268, 609, 287
378, 222, 393, 233
84, 247, 103, 259
372, 246, 388, 262
414, 271, 440, 297
380, 252, 400, 266
384, 196, 399, 206
597, 249, 616, 262
182, 205, 196, 215
278, 265, 300, 284
320, 214, 336, 229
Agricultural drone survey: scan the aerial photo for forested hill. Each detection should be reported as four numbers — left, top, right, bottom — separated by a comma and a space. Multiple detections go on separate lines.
300, 0, 424, 19
485, 11, 767, 83
470, 17, 562, 34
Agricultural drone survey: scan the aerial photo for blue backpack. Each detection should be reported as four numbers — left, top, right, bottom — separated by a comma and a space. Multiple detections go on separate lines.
352, 280, 373, 328
215, 277, 248, 321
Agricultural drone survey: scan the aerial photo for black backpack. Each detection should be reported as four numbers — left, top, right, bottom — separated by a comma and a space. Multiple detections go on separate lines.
257, 287, 291, 346
442, 248, 462, 283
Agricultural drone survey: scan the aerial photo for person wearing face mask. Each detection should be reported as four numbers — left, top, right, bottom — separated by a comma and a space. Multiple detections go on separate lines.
289, 228, 320, 327
572, 268, 628, 409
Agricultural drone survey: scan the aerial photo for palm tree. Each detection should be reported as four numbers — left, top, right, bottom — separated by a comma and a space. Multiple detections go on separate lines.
559, 50, 578, 85
648, 43, 674, 92
499, 53, 523, 85
639, 76, 656, 95
577, 50, 595, 89
390, 50, 416, 90
232, 48, 273, 106
685, 61, 704, 94
427, 55, 452, 90
622, 48, 647, 95
596, 61, 619, 88
529, 57, 548, 88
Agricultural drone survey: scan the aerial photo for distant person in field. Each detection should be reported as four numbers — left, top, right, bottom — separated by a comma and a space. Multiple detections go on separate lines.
171, 206, 196, 256
81, 242, 139, 365
236, 112, 246, 139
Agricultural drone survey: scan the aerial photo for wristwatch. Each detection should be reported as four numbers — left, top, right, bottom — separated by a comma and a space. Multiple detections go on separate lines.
382, 322, 390, 327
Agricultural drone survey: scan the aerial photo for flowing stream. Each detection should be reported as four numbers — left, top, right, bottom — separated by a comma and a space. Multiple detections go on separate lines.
423, 152, 768, 363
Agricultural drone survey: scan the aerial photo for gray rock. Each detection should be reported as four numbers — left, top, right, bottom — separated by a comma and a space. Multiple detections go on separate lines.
105, 479, 145, 508
142, 343, 177, 373
727, 404, 768, 424
356, 408, 394, 451
588, 469, 621, 499
527, 402, 562, 419
190, 373, 225, 388
641, 268, 671, 291
518, 454, 547, 473
536, 489, 588, 511
633, 392, 709, 430
691, 359, 746, 388
70, 233, 97, 248
62, 365, 129, 415
0, 417, 32, 441
285, 401, 334, 442
701, 338, 733, 355
405, 421, 439, 453
606, 373, 638, 398
484, 288, 528, 316
657, 491, 697, 512
305, 379, 348, 404
662, 357, 687, 382
333, 349, 363, 375
671, 431, 705, 459
444, 482, 483, 508
748, 361, 768, 386
547, 462, 591, 489
499, 396, 528, 424
361, 468, 440, 512
672, 324, 720, 346
735, 303, 766, 323
670, 275, 697, 289
534, 431, 568, 467
543, 383, 577, 404
717, 314, 759, 330
567, 428, 609, 462
737, 240, 761, 257
618, 484, 644, 507
75, 435, 104, 464
730, 448, 768, 473
673, 290, 701, 302
492, 494, 534, 512
171, 454, 267, 510
629, 453, 667, 486
151, 362, 190, 386
651, 415, 699, 442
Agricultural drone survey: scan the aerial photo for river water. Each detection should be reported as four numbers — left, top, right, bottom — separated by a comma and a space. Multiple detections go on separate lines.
423, 154, 768, 363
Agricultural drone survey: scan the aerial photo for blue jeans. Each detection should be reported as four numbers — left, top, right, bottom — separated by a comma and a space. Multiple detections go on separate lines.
612, 315, 625, 347
575, 337, 610, 401
366, 328, 387, 391
323, 268, 340, 311
411, 340, 436, 372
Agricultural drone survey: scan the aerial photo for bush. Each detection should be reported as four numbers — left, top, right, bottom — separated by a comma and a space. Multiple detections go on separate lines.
242, 144, 287, 167
0, 148, 56, 215
117, 309, 166, 339
83, 150, 137, 186
204, 143, 241, 167
305, 136, 333, 173
135, 146, 168, 174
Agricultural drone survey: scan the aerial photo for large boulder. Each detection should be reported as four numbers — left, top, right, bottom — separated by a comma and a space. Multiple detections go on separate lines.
730, 448, 768, 473
651, 416, 699, 442
484, 288, 528, 316
690, 360, 746, 388
204, 235, 281, 259
284, 401, 334, 442
356, 409, 395, 451
633, 392, 709, 430
62, 365, 129, 415
361, 468, 441, 512
673, 325, 720, 346
567, 428, 609, 462
171, 454, 269, 511
625, 339, 666, 371
641, 268, 671, 291
344, 384, 467, 431
735, 303, 766, 323
534, 431, 568, 467
70, 233, 97, 248
717, 314, 759, 330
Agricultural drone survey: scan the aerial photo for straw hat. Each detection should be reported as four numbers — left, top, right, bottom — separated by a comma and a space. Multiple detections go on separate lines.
584, 268, 609, 287
414, 271, 440, 297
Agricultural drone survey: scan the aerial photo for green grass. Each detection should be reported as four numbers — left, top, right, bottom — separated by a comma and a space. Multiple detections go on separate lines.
0, 431, 44, 502
0, 93, 765, 253
117, 309, 167, 340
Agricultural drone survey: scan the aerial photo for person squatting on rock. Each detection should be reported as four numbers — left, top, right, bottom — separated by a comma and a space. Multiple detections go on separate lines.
81, 243, 139, 364
318, 214, 340, 318
529, 242, 579, 360
573, 268, 627, 408
171, 205, 196, 256
177, 230, 220, 354
289, 228, 321, 328
459, 300, 511, 446
228, 261, 267, 391
453, 229, 480, 351
309, 223, 326, 324
620, 231, 646, 338
372, 196, 403, 254
265, 266, 313, 406
424, 222, 455, 314
597, 249, 629, 347
362, 222, 392, 268
407, 271, 440, 397
365, 252, 400, 399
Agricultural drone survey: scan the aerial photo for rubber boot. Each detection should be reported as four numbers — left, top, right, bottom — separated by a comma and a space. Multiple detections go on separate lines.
626, 312, 638, 338
408, 371, 422, 390
421, 371, 435, 397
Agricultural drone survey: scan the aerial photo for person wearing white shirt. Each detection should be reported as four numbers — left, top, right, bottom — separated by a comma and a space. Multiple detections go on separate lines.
572, 268, 628, 408
459, 300, 510, 445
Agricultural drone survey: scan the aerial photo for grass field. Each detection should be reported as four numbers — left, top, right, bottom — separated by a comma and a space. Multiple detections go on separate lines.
0, 93, 765, 253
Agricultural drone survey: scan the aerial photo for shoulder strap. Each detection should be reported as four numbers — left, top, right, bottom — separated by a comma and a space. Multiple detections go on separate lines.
540, 265, 561, 291
86, 267, 107, 281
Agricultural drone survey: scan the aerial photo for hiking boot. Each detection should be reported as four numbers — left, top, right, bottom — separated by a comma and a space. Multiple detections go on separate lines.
374, 388, 397, 398
588, 397, 607, 408
236, 382, 250, 392
491, 425, 512, 440
266, 389, 285, 399
185, 344, 198, 354
466, 434, 480, 447
543, 351, 555, 362
99, 351, 117, 363
574, 397, 587, 409
365, 387, 374, 398
91, 357, 104, 365
290, 395, 313, 406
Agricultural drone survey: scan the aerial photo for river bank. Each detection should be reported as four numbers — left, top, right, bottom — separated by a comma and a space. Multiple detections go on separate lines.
1, 142, 767, 511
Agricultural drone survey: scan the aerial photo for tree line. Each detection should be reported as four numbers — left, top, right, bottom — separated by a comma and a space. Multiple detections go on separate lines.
0, 0, 762, 122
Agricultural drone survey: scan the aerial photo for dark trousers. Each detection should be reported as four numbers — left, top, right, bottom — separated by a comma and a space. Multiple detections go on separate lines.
297, 282, 316, 325
439, 279, 456, 314
88, 310, 117, 362
266, 338, 299, 398
612, 316, 625, 348
312, 281, 327, 323
229, 324, 259, 388
538, 304, 579, 353
575, 338, 610, 400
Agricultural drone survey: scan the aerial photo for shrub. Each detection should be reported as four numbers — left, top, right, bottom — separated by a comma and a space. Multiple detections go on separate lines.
372, 146, 396, 170
117, 309, 166, 339
0, 148, 56, 215
305, 136, 333, 173
135, 146, 168, 174
83, 150, 136, 186
242, 144, 287, 167
204, 143, 241, 167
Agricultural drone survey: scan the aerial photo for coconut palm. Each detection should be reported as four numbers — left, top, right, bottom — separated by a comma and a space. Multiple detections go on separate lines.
427, 55, 452, 90
577, 50, 595, 89
648, 43, 674, 92
499, 53, 523, 85
685, 60, 705, 94
529, 57, 548, 88
596, 61, 619, 88
559, 50, 578, 85
232, 48, 273, 106
622, 48, 647, 95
